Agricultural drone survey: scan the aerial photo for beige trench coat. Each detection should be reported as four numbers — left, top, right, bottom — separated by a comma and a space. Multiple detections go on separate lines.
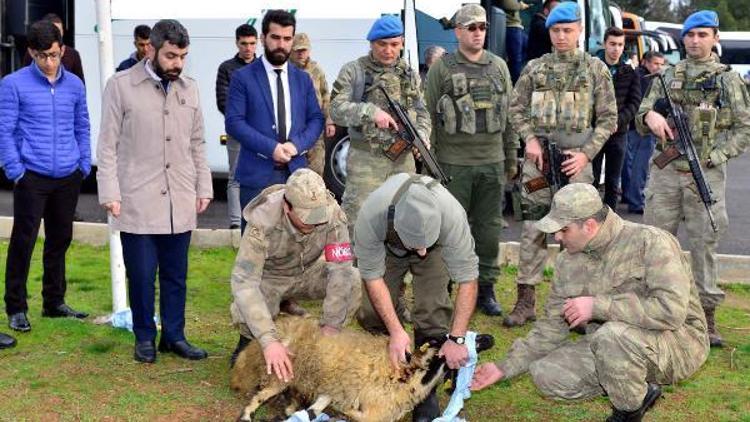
97, 60, 212, 234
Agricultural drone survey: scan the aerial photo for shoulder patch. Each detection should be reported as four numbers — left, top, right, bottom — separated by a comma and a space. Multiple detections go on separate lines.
325, 243, 353, 263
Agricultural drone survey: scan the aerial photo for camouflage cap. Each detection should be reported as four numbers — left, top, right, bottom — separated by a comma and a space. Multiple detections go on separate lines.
535, 183, 603, 233
394, 184, 441, 249
285, 169, 332, 225
292, 33, 311, 51
455, 4, 487, 27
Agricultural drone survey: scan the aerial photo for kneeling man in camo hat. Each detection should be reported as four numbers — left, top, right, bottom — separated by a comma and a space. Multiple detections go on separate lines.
471, 183, 709, 422
229, 169, 361, 383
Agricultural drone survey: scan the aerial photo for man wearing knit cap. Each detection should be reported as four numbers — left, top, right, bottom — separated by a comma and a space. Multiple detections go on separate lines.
637, 10, 750, 348
472, 183, 709, 422
504, 0, 617, 328
229, 169, 361, 379
291, 33, 335, 176
354, 173, 478, 421
424, 3, 516, 317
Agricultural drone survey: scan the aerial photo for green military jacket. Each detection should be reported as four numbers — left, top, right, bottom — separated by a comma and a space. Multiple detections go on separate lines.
636, 53, 750, 167
497, 212, 709, 379
509, 48, 617, 160
424, 49, 519, 166
231, 186, 356, 348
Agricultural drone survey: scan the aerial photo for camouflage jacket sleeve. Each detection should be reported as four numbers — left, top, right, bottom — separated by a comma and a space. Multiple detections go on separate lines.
581, 58, 617, 160
709, 72, 750, 166
330, 61, 379, 127
635, 67, 667, 136
321, 207, 358, 328
231, 225, 278, 348
424, 58, 445, 148
496, 270, 569, 379
317, 64, 331, 120
410, 70, 432, 142
591, 229, 692, 330
499, 58, 520, 162
508, 61, 537, 144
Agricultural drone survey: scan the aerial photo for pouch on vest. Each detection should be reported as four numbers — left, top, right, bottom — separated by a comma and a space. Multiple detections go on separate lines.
531, 90, 557, 131
456, 93, 477, 134
437, 94, 457, 135
691, 106, 718, 159
452, 73, 469, 97
559, 92, 577, 133
486, 99, 506, 133
716, 107, 732, 129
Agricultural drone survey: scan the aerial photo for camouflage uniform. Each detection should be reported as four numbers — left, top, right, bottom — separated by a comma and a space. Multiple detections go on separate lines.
292, 34, 331, 176
636, 53, 750, 318
497, 184, 709, 413
330, 54, 430, 236
511, 48, 617, 287
230, 171, 361, 348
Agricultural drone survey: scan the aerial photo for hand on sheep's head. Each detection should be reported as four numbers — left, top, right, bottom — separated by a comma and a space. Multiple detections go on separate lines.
470, 362, 504, 391
263, 341, 295, 383
389, 328, 412, 370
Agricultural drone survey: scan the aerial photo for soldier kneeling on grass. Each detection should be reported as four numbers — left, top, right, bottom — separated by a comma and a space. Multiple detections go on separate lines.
228, 169, 361, 382
471, 183, 709, 422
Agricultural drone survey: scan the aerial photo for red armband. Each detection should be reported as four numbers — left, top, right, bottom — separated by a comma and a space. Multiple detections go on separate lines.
325, 243, 353, 263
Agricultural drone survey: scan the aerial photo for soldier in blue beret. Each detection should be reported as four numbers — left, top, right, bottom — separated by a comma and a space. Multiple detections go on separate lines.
367, 15, 404, 41
545, 0, 581, 29
638, 9, 750, 349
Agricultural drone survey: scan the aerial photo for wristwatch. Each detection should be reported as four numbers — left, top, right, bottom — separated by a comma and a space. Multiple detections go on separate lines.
446, 334, 466, 345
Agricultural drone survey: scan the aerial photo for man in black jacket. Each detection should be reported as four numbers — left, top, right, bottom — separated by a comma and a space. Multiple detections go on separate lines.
116, 25, 151, 72
592, 27, 641, 210
215, 24, 257, 229
525, 0, 559, 61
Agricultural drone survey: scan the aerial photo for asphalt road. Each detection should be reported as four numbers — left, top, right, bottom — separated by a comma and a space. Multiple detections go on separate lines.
1, 152, 749, 255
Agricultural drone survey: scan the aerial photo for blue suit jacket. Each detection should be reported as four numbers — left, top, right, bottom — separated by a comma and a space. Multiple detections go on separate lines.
225, 59, 324, 188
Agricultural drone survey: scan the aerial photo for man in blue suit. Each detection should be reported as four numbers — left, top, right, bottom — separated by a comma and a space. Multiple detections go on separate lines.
225, 9, 324, 232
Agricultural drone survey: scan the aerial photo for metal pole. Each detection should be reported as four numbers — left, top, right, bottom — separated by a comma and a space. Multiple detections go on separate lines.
95, 0, 128, 314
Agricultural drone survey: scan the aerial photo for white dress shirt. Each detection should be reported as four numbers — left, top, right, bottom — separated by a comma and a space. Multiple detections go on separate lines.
261, 55, 292, 140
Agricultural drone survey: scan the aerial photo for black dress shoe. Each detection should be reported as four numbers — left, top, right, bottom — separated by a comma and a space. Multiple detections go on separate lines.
158, 339, 208, 360
8, 313, 31, 332
0, 332, 16, 349
134, 340, 156, 363
42, 304, 89, 319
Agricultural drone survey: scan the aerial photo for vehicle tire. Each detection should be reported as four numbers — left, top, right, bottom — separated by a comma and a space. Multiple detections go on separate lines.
324, 133, 350, 202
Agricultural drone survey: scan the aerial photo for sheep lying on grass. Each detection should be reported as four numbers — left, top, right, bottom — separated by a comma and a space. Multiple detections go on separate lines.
230, 316, 493, 422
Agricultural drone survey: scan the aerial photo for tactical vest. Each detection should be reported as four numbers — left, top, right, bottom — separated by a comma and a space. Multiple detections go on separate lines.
666, 61, 733, 161
435, 53, 508, 135
385, 174, 440, 257
528, 53, 594, 148
350, 56, 420, 152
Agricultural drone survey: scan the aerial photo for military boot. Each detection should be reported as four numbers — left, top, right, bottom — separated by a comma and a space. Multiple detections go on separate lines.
477, 283, 503, 316
606, 383, 662, 422
704, 307, 723, 348
280, 299, 308, 317
411, 387, 440, 422
230, 335, 253, 368
502, 284, 536, 327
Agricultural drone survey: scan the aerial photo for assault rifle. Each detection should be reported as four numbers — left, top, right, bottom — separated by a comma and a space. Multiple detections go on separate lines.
523, 136, 569, 195
378, 86, 451, 186
650, 73, 718, 232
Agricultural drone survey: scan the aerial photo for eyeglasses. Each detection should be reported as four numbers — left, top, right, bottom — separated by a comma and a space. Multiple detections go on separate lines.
33, 51, 62, 61
461, 23, 488, 32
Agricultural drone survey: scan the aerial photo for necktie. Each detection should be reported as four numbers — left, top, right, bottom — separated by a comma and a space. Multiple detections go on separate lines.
274, 68, 286, 143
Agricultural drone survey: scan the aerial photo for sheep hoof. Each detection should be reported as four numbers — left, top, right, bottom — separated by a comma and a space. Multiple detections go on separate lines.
236, 410, 253, 422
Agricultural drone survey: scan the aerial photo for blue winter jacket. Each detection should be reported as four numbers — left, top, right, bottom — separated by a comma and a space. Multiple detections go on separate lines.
0, 63, 91, 182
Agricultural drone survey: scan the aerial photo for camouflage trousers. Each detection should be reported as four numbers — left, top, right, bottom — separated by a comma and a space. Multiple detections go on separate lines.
442, 162, 504, 286
517, 157, 593, 285
342, 146, 416, 238
528, 321, 708, 411
644, 161, 728, 309
357, 246, 453, 341
231, 259, 362, 338
307, 136, 326, 177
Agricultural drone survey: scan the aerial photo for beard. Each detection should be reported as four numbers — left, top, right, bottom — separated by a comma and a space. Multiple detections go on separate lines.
153, 53, 182, 81
265, 45, 291, 66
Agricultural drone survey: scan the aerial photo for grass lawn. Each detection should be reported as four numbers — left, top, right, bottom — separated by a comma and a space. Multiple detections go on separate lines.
0, 241, 748, 421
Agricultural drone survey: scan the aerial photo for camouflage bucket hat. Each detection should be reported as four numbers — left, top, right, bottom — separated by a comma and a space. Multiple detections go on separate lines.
285, 169, 332, 225
535, 183, 603, 233
455, 4, 487, 27
394, 184, 441, 249
292, 33, 311, 51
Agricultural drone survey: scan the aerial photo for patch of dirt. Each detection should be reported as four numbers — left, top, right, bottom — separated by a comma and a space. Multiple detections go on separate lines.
725, 293, 750, 313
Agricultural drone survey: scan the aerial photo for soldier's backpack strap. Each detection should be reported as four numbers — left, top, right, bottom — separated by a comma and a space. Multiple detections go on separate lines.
385, 174, 440, 253
351, 57, 376, 104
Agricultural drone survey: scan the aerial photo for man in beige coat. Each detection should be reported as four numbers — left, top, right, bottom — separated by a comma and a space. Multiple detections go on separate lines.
97, 20, 213, 364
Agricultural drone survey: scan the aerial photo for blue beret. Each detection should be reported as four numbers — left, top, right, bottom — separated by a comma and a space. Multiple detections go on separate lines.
545, 1, 581, 29
367, 15, 404, 41
681, 11, 719, 38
